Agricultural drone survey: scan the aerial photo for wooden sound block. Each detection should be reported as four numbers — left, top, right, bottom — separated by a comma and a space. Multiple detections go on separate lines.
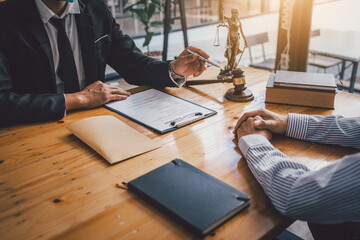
225, 87, 254, 102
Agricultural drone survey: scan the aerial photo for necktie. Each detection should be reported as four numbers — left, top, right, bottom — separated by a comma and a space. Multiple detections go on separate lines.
50, 17, 80, 93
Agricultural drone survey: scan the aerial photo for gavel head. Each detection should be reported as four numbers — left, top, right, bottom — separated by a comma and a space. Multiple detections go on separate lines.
232, 68, 246, 89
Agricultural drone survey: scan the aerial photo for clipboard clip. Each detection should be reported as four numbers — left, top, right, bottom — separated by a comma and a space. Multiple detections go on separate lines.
170, 112, 204, 128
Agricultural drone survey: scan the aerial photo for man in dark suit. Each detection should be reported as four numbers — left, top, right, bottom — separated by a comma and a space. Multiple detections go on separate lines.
0, 0, 208, 125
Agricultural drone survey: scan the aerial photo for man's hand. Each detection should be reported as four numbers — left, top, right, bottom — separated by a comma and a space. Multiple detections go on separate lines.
233, 108, 289, 135
172, 46, 209, 77
65, 81, 131, 110
236, 116, 272, 141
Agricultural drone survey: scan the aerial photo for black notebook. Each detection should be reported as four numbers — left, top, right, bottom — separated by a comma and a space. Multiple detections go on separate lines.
127, 159, 250, 236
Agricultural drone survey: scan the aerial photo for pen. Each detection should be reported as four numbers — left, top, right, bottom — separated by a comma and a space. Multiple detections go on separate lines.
170, 112, 204, 128
187, 49, 221, 68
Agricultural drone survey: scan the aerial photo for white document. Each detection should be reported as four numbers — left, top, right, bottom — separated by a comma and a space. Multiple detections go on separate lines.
105, 89, 215, 133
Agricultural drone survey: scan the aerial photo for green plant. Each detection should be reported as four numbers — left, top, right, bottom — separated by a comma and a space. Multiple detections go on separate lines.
124, 0, 165, 53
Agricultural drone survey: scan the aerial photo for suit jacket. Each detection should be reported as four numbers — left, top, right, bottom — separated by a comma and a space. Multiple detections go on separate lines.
0, 0, 176, 125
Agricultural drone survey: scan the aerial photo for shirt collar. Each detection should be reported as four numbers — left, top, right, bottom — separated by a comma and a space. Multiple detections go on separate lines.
34, 0, 80, 24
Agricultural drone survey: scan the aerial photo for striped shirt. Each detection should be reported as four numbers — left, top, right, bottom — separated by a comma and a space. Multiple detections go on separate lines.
238, 113, 360, 224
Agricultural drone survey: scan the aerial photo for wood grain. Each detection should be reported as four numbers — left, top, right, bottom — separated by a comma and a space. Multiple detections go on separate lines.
0, 66, 359, 240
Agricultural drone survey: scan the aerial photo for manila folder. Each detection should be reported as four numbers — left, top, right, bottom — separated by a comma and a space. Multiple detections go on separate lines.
67, 115, 161, 164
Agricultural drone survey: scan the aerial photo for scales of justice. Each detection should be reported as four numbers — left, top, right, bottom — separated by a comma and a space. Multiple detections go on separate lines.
187, 0, 254, 102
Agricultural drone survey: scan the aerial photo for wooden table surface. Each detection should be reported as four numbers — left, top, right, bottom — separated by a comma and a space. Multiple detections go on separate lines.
1, 67, 359, 240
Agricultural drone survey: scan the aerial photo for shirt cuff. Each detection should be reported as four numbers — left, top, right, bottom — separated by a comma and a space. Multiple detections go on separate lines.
286, 113, 310, 140
62, 94, 67, 117
168, 70, 187, 87
238, 134, 271, 157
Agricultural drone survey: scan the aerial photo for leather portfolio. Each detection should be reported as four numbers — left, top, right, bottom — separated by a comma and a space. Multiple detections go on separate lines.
127, 159, 250, 236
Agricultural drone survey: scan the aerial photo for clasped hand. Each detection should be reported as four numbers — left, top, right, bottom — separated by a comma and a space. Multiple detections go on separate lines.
233, 108, 289, 141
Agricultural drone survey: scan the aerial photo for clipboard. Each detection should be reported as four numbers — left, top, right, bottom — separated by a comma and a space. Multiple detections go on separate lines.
105, 88, 217, 134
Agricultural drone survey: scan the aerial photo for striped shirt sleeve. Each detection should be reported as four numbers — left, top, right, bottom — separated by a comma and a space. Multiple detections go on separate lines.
286, 113, 360, 149
238, 115, 360, 223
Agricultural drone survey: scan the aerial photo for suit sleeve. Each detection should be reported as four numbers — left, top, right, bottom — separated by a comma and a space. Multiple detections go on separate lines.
103, 5, 176, 88
0, 49, 65, 126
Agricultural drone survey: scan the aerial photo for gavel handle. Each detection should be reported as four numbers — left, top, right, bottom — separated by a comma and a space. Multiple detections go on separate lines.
185, 79, 233, 86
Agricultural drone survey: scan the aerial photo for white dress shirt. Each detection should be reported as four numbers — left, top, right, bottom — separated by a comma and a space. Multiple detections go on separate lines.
34, 0, 85, 93
34, 0, 185, 93
238, 113, 360, 224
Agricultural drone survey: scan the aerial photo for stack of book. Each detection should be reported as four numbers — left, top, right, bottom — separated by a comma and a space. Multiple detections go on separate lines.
265, 70, 337, 109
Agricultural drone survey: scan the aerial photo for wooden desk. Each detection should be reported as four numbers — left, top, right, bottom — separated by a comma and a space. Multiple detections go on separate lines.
1, 67, 359, 240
